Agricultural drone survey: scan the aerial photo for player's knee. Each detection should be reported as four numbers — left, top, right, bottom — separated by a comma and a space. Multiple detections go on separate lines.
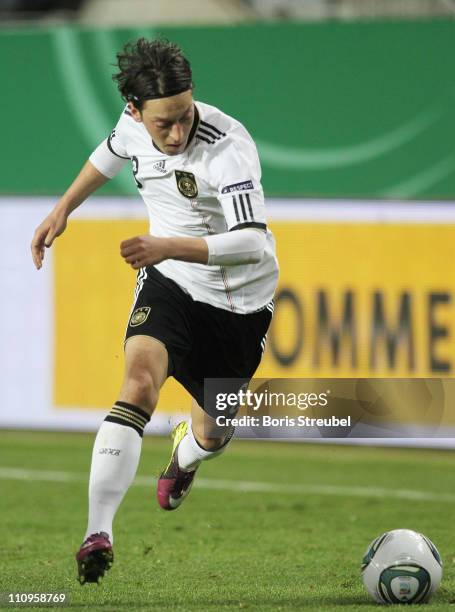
122, 370, 159, 414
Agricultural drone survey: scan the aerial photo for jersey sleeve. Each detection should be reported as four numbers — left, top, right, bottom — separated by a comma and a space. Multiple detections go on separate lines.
210, 127, 267, 232
89, 112, 130, 178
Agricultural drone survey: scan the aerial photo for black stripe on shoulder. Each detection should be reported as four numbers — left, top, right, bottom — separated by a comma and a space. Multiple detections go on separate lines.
200, 120, 226, 137
198, 126, 222, 142
229, 222, 267, 232
124, 109, 132, 116
107, 132, 129, 160
196, 134, 213, 145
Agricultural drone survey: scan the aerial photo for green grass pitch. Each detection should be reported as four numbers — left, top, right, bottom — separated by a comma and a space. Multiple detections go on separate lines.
1, 430, 454, 611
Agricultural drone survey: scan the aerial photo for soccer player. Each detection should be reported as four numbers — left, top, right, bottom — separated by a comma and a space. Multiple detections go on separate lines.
31, 38, 278, 584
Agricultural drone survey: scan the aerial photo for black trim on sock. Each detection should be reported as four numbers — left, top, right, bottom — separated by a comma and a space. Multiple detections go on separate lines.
115, 401, 150, 422
218, 425, 235, 449
193, 425, 235, 452
104, 415, 144, 437
105, 401, 151, 437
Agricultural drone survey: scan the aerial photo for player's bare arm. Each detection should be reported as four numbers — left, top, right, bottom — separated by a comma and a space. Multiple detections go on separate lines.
120, 235, 209, 269
31, 161, 108, 269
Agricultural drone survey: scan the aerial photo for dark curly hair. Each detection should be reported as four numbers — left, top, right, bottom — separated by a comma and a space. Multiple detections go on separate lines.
113, 38, 193, 110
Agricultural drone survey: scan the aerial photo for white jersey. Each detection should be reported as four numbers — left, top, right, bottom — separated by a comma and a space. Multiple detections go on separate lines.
89, 100, 279, 314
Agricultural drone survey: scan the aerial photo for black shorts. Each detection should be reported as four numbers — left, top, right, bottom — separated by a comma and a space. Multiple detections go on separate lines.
125, 266, 273, 410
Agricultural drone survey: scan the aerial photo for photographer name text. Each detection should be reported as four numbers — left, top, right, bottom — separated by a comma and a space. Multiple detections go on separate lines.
215, 415, 351, 427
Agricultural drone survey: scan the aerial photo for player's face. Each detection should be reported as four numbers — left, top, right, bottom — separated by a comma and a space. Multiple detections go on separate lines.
129, 90, 195, 156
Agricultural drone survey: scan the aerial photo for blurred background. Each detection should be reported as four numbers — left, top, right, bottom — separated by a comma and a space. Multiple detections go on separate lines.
2, 0, 455, 444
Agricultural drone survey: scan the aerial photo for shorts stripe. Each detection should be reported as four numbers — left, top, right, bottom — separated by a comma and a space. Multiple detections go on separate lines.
132, 267, 147, 306
260, 333, 268, 354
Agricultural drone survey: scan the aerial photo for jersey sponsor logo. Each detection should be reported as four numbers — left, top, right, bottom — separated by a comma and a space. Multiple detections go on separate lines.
221, 180, 254, 194
153, 160, 167, 174
175, 170, 198, 199
130, 306, 151, 327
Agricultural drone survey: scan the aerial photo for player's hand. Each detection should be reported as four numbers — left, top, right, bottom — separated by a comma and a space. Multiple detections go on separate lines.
31, 208, 68, 270
120, 235, 169, 269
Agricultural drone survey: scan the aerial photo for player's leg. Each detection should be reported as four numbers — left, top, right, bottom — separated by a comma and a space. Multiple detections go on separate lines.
76, 335, 168, 583
157, 300, 273, 511
85, 335, 168, 538
156, 398, 234, 511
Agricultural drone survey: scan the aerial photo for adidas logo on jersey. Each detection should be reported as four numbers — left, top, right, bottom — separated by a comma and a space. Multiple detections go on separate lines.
153, 160, 167, 173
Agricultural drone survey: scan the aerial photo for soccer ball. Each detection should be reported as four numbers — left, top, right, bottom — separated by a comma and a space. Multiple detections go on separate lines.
361, 529, 442, 604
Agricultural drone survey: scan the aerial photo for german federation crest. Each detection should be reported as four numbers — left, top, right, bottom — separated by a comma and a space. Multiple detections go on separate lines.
130, 306, 151, 327
175, 170, 198, 199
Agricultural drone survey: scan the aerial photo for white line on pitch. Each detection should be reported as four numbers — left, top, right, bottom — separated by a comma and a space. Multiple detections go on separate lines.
0, 466, 453, 503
